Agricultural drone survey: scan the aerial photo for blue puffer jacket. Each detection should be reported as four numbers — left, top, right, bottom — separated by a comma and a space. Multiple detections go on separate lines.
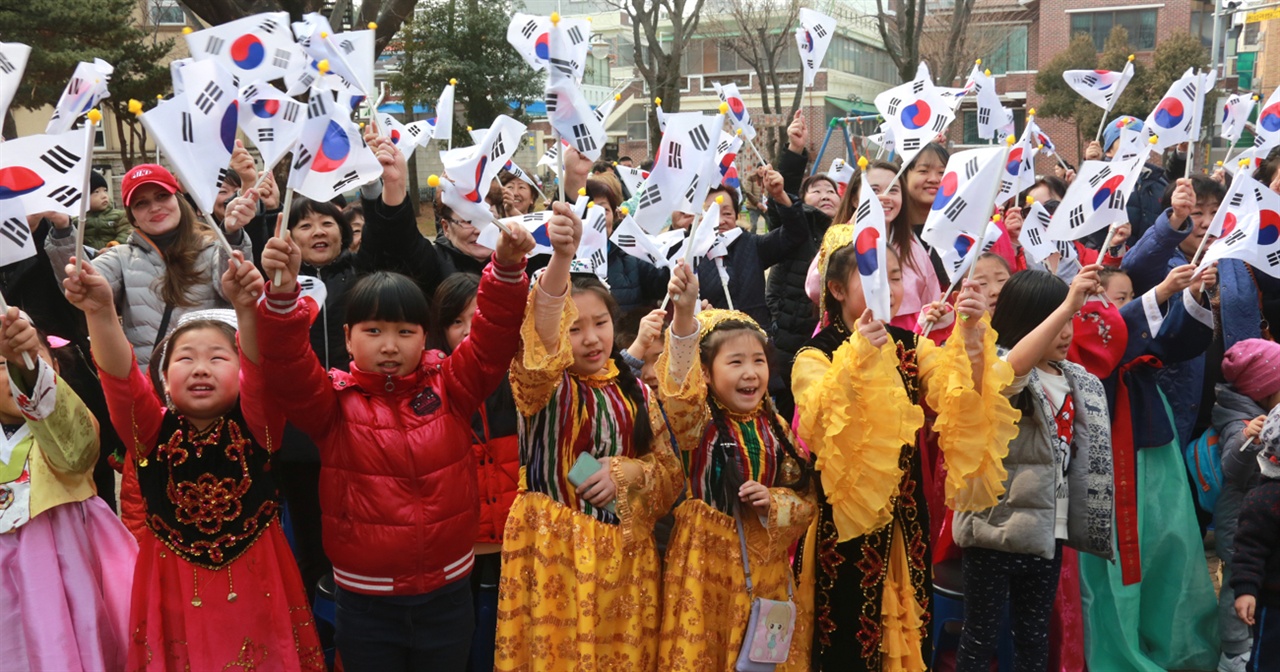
606, 243, 669, 315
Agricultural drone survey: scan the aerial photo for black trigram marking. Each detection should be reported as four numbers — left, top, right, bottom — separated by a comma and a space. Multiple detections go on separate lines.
490, 136, 506, 162
295, 72, 315, 89
205, 35, 226, 55
1055, 240, 1075, 258
339, 39, 355, 54
999, 179, 1013, 195
667, 143, 683, 170
901, 137, 921, 151
293, 146, 313, 170
717, 139, 731, 154
931, 115, 947, 133
333, 170, 361, 192
1230, 189, 1249, 207
545, 92, 559, 114
887, 97, 902, 115
856, 199, 871, 222
1181, 82, 1197, 100
1026, 228, 1042, 246
215, 167, 232, 189
690, 125, 711, 152
567, 25, 584, 44
520, 212, 546, 225
0, 53, 14, 75
1081, 74, 1098, 87
912, 80, 925, 94
308, 96, 326, 119
1087, 167, 1112, 188
683, 175, 700, 203
259, 17, 281, 33
282, 102, 300, 122
1068, 205, 1086, 229
964, 157, 979, 179
272, 48, 292, 70
38, 145, 80, 174
943, 197, 967, 221
979, 108, 991, 126
520, 20, 538, 40
1035, 210, 1051, 227
549, 57, 577, 77
49, 185, 81, 208
587, 247, 605, 269
257, 127, 275, 143
813, 24, 827, 38
1222, 229, 1247, 247
0, 216, 29, 248
406, 124, 423, 138
1267, 250, 1280, 267
638, 184, 662, 208
241, 84, 260, 101
181, 112, 194, 142
616, 233, 637, 247
1108, 190, 1125, 210
572, 123, 596, 152
805, 58, 815, 69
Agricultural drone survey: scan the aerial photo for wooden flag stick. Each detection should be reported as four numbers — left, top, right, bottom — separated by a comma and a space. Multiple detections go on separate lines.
73, 110, 102, 273
273, 188, 296, 287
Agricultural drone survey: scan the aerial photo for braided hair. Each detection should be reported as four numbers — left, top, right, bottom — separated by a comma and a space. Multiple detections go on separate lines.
700, 321, 812, 514
571, 275, 654, 457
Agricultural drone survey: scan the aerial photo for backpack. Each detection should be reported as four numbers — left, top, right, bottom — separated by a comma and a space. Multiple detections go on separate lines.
1184, 427, 1224, 513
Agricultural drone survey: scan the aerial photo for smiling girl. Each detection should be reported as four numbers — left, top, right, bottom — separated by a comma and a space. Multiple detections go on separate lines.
495, 203, 684, 671
64, 248, 324, 671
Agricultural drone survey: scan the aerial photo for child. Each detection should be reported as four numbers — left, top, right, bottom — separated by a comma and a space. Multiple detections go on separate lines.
1213, 339, 1280, 671
1100, 266, 1135, 306
656, 260, 815, 671
791, 224, 1019, 672
971, 252, 1012, 313
83, 170, 132, 249
953, 268, 1116, 671
0, 308, 137, 671
495, 203, 683, 670
1232, 407, 1280, 670
63, 251, 324, 670
256, 216, 535, 670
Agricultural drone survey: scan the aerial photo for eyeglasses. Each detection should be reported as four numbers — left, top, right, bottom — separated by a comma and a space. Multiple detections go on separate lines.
442, 217, 474, 229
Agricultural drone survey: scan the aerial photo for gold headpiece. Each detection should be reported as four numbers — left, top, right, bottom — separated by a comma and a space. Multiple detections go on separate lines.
696, 308, 765, 342
815, 224, 855, 323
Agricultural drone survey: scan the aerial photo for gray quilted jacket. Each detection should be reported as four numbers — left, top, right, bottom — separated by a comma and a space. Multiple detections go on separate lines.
953, 358, 1115, 561
46, 224, 250, 371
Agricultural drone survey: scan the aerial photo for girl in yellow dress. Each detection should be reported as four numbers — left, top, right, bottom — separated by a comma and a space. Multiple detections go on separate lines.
790, 224, 1019, 672
656, 259, 817, 671
494, 203, 684, 671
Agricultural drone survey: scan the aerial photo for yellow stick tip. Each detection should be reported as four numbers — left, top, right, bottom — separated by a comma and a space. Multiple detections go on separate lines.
427, 175, 440, 187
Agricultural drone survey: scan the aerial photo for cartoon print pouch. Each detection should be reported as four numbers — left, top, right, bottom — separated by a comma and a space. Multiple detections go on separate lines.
734, 511, 795, 671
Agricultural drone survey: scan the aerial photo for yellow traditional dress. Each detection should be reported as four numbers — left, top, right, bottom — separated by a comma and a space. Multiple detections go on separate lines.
655, 309, 816, 672
494, 287, 684, 672
791, 311, 1018, 672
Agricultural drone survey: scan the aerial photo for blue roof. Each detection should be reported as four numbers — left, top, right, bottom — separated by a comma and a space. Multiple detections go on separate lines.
377, 103, 433, 115
516, 100, 547, 116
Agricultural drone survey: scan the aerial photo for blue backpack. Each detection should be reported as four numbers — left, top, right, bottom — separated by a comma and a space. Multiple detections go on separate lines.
1184, 427, 1224, 513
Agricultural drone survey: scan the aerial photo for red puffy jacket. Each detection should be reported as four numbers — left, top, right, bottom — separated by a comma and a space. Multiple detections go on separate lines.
472, 399, 520, 545
256, 259, 528, 596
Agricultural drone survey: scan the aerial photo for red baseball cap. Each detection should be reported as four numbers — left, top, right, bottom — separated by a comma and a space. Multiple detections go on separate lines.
121, 164, 181, 207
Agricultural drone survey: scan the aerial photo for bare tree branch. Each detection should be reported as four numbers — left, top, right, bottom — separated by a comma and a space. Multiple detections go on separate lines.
605, 0, 708, 145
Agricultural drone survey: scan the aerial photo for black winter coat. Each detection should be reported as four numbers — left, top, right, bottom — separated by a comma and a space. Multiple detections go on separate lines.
607, 243, 669, 315
697, 199, 811, 330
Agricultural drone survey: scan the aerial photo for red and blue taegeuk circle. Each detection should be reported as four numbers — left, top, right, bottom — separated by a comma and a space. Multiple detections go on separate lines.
854, 227, 879, 276
463, 157, 488, 203
900, 100, 932, 130
313, 120, 352, 172
953, 233, 976, 258
1006, 148, 1024, 176
1259, 103, 1280, 133
390, 129, 402, 145
1221, 212, 1237, 238
220, 102, 239, 153
1091, 175, 1125, 210
1091, 70, 1114, 90
931, 172, 959, 211
231, 34, 266, 70
1152, 97, 1185, 129
532, 222, 552, 247
803, 31, 815, 53
535, 33, 550, 60
0, 167, 43, 199
251, 99, 280, 119
1260, 208, 1280, 246
727, 96, 747, 121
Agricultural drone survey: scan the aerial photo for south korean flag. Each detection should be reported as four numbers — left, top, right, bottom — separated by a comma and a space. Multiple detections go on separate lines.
185, 12, 298, 83
46, 59, 113, 135
0, 130, 89, 216
238, 79, 305, 171
1019, 200, 1059, 265
1046, 156, 1143, 242
286, 84, 383, 204
920, 146, 1005, 255
0, 42, 31, 125
610, 214, 671, 269
0, 200, 36, 267
377, 113, 424, 161
545, 77, 606, 161
1199, 174, 1280, 279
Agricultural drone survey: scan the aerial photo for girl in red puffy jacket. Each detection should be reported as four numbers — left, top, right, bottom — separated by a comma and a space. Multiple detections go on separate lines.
256, 212, 537, 672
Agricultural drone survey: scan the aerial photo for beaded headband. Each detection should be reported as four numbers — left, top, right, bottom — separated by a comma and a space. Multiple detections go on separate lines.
696, 308, 766, 342
154, 309, 239, 404
814, 223, 855, 323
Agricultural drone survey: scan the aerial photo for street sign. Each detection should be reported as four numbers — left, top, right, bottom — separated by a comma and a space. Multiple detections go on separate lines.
1246, 7, 1280, 23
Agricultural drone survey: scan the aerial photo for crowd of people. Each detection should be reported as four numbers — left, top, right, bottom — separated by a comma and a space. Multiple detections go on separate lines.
3, 106, 1280, 672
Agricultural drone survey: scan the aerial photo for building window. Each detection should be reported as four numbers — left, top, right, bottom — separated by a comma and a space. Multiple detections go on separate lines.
681, 41, 704, 76
1245, 22, 1261, 47
1069, 9, 1157, 52
825, 35, 896, 83
149, 0, 186, 26
717, 43, 742, 73
583, 55, 609, 87
627, 105, 648, 141
984, 26, 1028, 74
961, 108, 1027, 146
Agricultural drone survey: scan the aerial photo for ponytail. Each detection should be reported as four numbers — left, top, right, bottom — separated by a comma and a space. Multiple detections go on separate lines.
611, 346, 654, 457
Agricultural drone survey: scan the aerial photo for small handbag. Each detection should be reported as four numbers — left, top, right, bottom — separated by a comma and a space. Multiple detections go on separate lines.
734, 511, 797, 672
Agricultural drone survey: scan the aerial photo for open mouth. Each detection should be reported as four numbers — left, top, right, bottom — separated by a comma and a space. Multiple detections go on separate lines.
736, 385, 759, 397
377, 360, 401, 373
187, 383, 215, 397
312, 241, 330, 252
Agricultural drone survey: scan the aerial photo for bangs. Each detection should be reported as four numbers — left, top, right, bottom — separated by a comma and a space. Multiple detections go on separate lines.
344, 272, 430, 329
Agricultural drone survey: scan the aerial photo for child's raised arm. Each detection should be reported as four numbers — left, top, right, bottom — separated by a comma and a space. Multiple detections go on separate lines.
532, 201, 582, 351
1005, 264, 1102, 378
62, 259, 133, 380
220, 250, 264, 365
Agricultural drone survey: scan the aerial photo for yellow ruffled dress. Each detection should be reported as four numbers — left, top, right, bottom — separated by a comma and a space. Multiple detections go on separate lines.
790, 317, 1018, 672
654, 326, 816, 672
494, 294, 685, 672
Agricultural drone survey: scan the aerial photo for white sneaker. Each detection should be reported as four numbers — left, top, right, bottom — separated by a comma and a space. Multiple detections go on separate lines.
1218, 650, 1251, 672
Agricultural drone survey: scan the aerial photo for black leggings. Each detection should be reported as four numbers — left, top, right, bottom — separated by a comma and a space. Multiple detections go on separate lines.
956, 543, 1063, 672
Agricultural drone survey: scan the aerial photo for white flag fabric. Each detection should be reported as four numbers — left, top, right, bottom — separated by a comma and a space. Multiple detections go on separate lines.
594, 94, 619, 124
971, 69, 1014, 141
1145, 68, 1202, 152
46, 59, 113, 135
503, 160, 540, 193
169, 58, 193, 96
610, 214, 671, 268
1221, 93, 1257, 145
1046, 157, 1142, 242
1063, 61, 1134, 111
239, 80, 305, 171
0, 199, 35, 267
536, 139, 563, 170
438, 116, 527, 228
425, 82, 456, 144
714, 82, 757, 142
656, 228, 687, 257
616, 165, 649, 196
936, 222, 1003, 283
996, 129, 1039, 206
1199, 174, 1280, 279
852, 174, 891, 320
185, 12, 298, 83
795, 8, 837, 88
0, 130, 88, 216
1025, 116, 1058, 155
873, 62, 954, 165
376, 113, 423, 161
0, 43, 31, 126
828, 158, 855, 191
287, 86, 382, 204
920, 146, 1004, 252
674, 201, 721, 263
506, 14, 590, 81
140, 60, 238, 216
713, 131, 743, 189
545, 77, 605, 161
706, 227, 742, 261
477, 211, 553, 257
655, 100, 667, 132
572, 204, 610, 282
632, 112, 721, 234
293, 14, 375, 94
1255, 88, 1280, 156
1019, 200, 1059, 265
